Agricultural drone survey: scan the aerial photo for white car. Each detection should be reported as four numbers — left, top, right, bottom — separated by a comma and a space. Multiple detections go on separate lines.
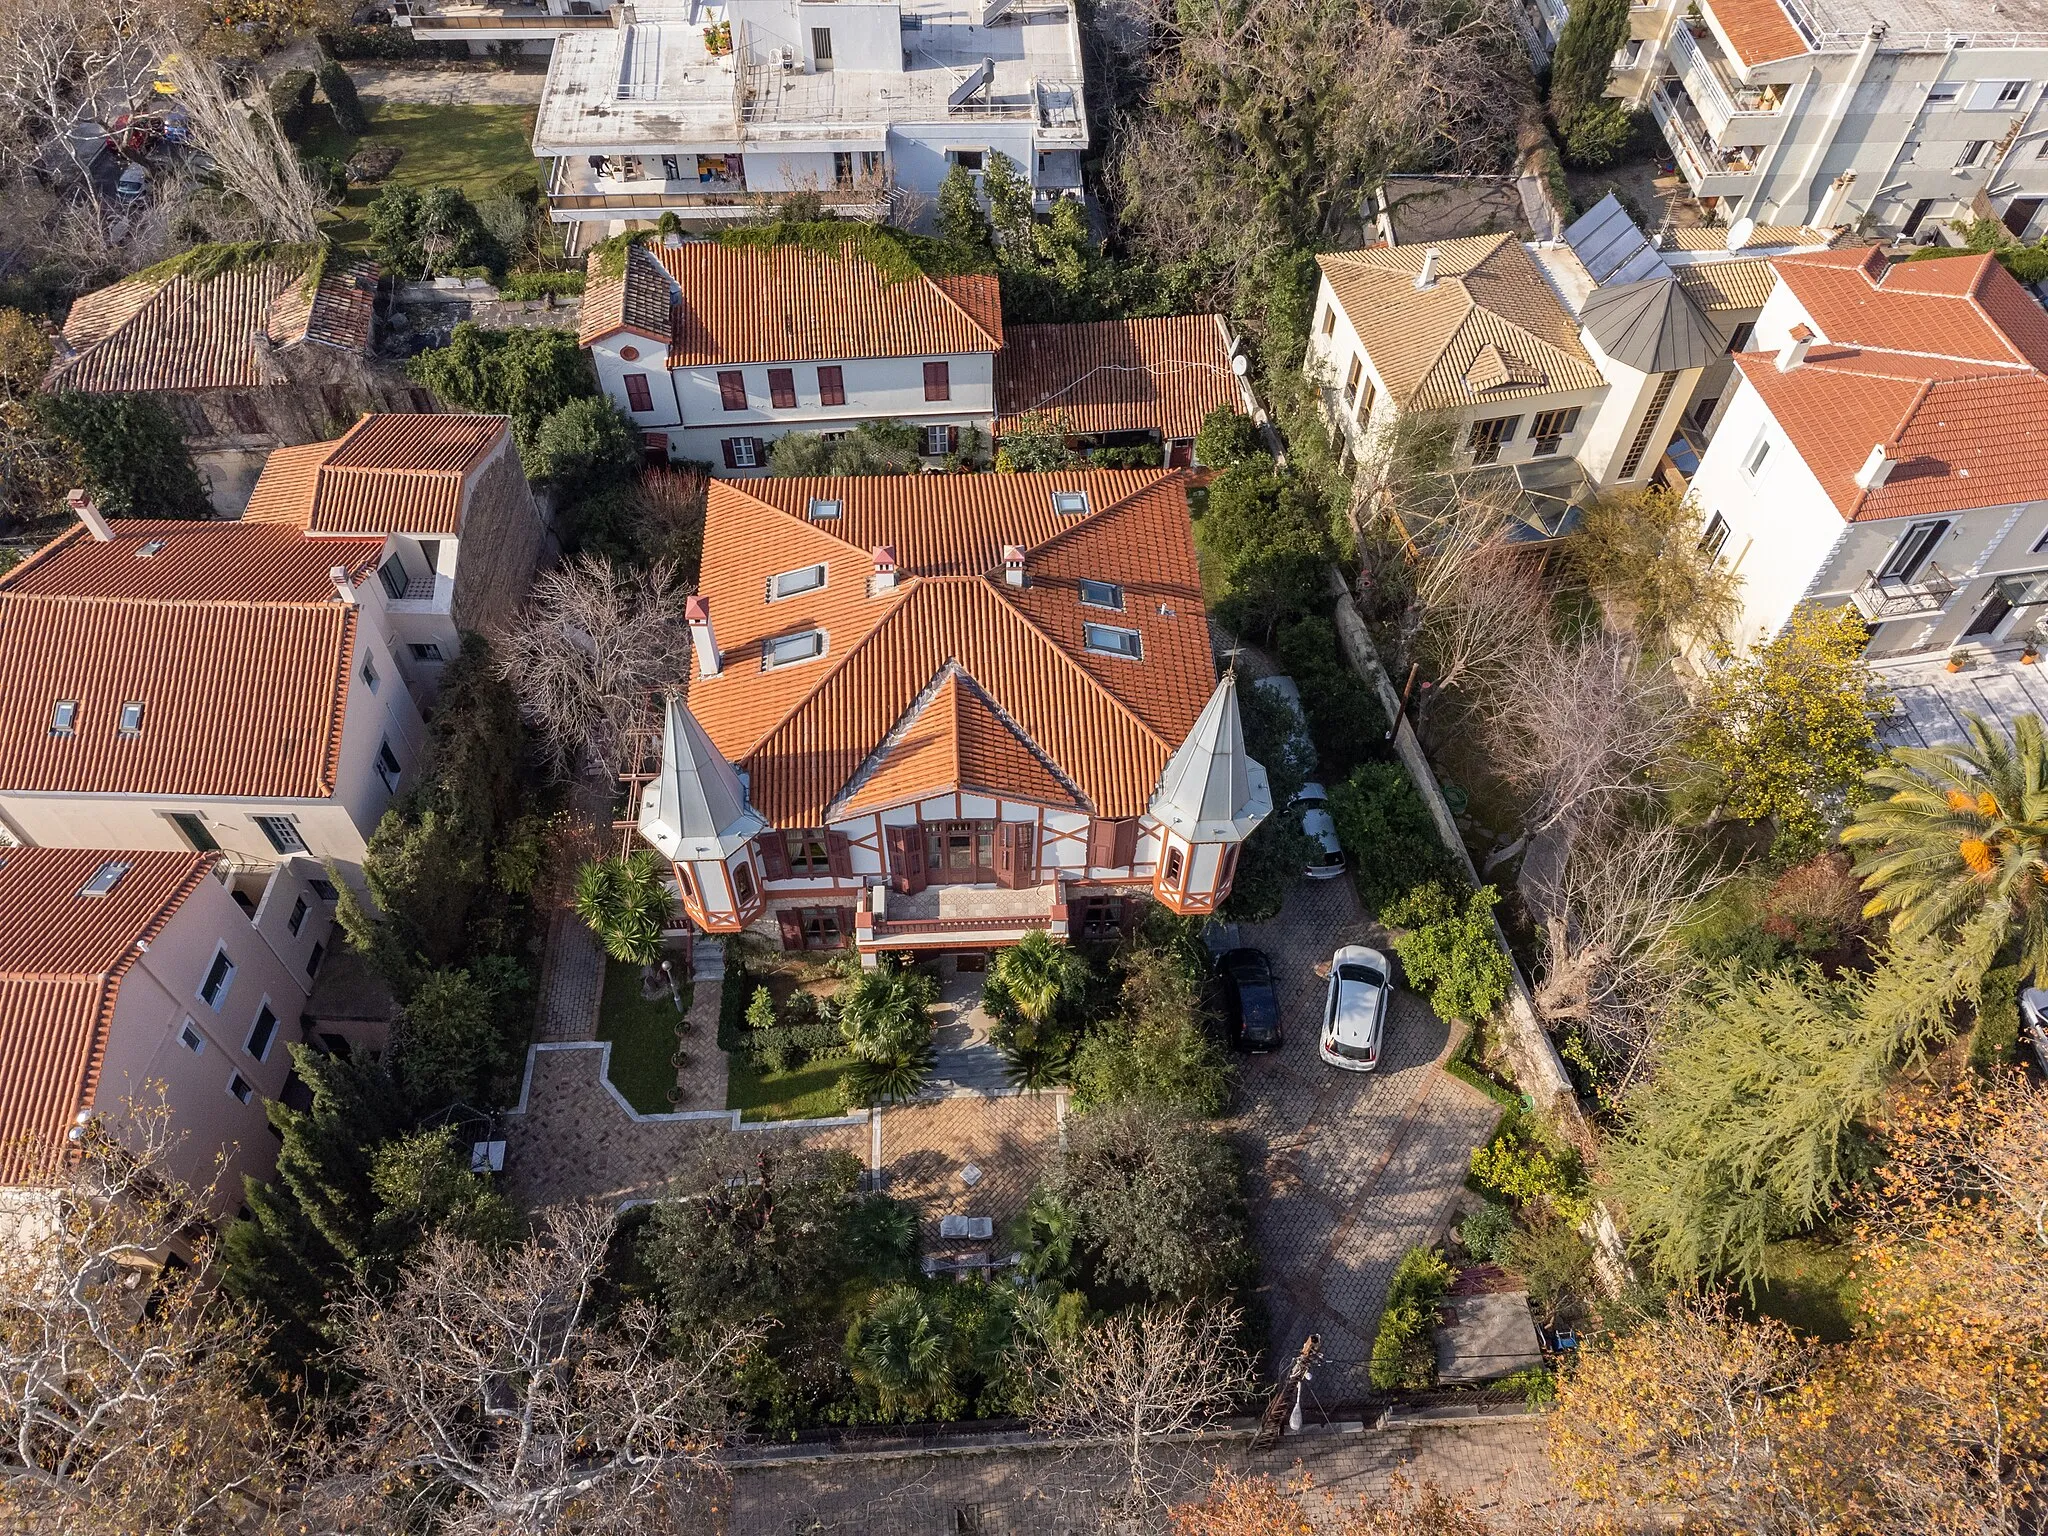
1295, 782, 1346, 880
1320, 945, 1390, 1072
115, 163, 147, 201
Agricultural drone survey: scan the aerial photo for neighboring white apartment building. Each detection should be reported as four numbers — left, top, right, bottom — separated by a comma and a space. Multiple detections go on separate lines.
393, 0, 618, 50
582, 239, 1004, 468
0, 847, 337, 1216
530, 0, 1088, 245
1573, 0, 2048, 237
1306, 198, 1840, 503
1688, 245, 2048, 661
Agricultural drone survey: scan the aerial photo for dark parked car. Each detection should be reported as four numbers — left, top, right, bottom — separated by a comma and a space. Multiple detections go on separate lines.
1216, 947, 1282, 1052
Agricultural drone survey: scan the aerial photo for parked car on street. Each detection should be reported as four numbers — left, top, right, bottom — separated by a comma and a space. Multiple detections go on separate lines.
2019, 988, 2048, 1076
1295, 782, 1346, 879
1215, 946, 1281, 1051
115, 163, 147, 201
1320, 945, 1390, 1072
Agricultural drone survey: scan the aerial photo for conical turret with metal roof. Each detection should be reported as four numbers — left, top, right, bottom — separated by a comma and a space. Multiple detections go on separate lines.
638, 693, 769, 861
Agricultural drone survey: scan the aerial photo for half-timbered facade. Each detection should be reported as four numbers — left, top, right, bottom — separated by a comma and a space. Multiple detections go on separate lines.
634, 471, 1269, 961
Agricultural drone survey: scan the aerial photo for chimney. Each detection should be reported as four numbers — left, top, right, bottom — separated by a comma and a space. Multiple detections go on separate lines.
870, 544, 898, 596
1001, 544, 1027, 588
1776, 324, 1815, 372
1854, 442, 1899, 490
1415, 246, 1441, 290
685, 594, 721, 678
330, 565, 357, 604
67, 490, 112, 542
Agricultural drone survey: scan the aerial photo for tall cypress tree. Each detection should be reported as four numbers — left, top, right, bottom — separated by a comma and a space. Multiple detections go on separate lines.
1548, 0, 1629, 130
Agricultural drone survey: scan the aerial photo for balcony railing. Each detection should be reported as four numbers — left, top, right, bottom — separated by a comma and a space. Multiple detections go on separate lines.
394, 5, 615, 27
548, 185, 886, 212
857, 882, 1069, 945
1851, 564, 1957, 622
1667, 23, 1785, 138
1650, 82, 1758, 190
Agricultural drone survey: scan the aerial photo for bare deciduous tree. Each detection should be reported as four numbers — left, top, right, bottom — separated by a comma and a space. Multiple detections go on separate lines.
1030, 1301, 1256, 1532
0, 1097, 297, 1534
0, 0, 160, 217
166, 49, 324, 242
494, 556, 693, 780
1529, 814, 1730, 1093
316, 1205, 755, 1536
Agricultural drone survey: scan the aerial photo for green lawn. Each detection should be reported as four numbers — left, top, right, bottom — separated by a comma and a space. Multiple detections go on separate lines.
301, 101, 542, 252
597, 958, 691, 1114
726, 1049, 855, 1123
1748, 1235, 1864, 1343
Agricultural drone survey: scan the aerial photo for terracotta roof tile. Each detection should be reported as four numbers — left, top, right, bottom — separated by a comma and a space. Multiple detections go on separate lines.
0, 521, 375, 798
48, 253, 378, 394
1317, 236, 1605, 410
1659, 224, 1834, 251
690, 471, 1213, 825
842, 670, 1080, 814
933, 274, 1005, 350
994, 316, 1241, 440
580, 243, 675, 347
1704, 0, 1810, 67
243, 413, 509, 536
1771, 249, 2048, 369
0, 848, 216, 1185
658, 242, 1002, 367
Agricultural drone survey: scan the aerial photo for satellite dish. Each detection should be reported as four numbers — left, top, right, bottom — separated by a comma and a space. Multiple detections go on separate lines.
1230, 352, 1250, 377
1726, 216, 1758, 250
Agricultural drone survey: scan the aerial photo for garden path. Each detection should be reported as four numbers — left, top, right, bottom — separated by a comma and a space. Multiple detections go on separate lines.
924, 971, 1013, 1096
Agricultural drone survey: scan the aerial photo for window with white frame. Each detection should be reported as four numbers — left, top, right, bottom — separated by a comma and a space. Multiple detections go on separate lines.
763, 630, 826, 669
770, 564, 827, 600
246, 1004, 279, 1062
179, 1020, 205, 1054
1699, 513, 1732, 561
117, 701, 144, 734
923, 424, 951, 456
199, 948, 236, 1011
1083, 623, 1143, 659
376, 740, 402, 793
1052, 490, 1088, 515
49, 699, 76, 736
1743, 432, 1772, 478
807, 497, 841, 520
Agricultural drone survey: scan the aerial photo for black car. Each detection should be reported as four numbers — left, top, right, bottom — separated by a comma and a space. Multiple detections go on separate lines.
1216, 947, 1282, 1052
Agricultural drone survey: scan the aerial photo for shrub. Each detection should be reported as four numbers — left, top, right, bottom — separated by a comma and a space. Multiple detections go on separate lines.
316, 57, 368, 137
1382, 881, 1510, 1022
770, 418, 924, 476
299, 153, 347, 203
1560, 102, 1638, 169
406, 323, 594, 453
31, 392, 209, 517
393, 960, 531, 1110
1328, 762, 1455, 910
367, 186, 503, 282
1195, 406, 1264, 469
1277, 613, 1388, 776
1459, 1199, 1516, 1263
1369, 1245, 1454, 1389
268, 69, 316, 141
1090, 442, 1163, 469
1498, 1211, 1598, 1326
498, 270, 587, 301
1198, 461, 1334, 641
317, 26, 437, 59
1761, 852, 1865, 955
533, 395, 638, 491
1469, 1111, 1591, 1225
1971, 961, 2024, 1071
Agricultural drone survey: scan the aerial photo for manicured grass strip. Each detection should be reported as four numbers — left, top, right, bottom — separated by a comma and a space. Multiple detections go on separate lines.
596, 957, 691, 1114
302, 101, 541, 252
726, 1049, 855, 1123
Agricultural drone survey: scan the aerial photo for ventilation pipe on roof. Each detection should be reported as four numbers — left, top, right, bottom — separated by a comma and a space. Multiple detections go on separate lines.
1415, 247, 1441, 290
1855, 443, 1900, 490
871, 545, 898, 596
331, 565, 358, 604
1001, 544, 1027, 587
1776, 324, 1815, 372
686, 594, 722, 678
67, 490, 112, 542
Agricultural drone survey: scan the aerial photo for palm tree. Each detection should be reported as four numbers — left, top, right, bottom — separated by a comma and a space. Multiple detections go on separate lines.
847, 1285, 954, 1417
1841, 711, 2048, 977
834, 963, 937, 1105
985, 932, 1091, 1087
572, 850, 674, 967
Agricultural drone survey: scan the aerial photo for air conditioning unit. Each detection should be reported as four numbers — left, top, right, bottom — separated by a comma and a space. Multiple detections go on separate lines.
771, 45, 793, 68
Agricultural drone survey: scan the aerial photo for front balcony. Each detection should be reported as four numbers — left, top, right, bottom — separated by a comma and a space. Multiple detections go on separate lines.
545, 155, 890, 223
393, 0, 616, 35
1650, 81, 1760, 199
1851, 564, 1958, 623
858, 881, 1069, 950
1666, 22, 1788, 142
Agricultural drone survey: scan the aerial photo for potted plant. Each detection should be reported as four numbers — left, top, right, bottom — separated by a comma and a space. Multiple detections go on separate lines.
2025, 640, 2041, 665
1946, 650, 1970, 673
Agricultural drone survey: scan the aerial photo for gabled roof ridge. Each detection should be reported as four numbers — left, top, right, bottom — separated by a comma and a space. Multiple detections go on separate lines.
1794, 347, 2036, 381
1014, 469, 1179, 560
0, 524, 89, 589
1846, 377, 1934, 519
831, 664, 967, 816
950, 666, 1088, 803
0, 590, 351, 612
921, 265, 1003, 350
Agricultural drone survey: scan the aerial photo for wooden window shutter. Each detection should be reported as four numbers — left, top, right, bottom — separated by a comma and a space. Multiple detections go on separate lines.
946, 425, 959, 453
776, 910, 805, 950
826, 830, 853, 878
885, 825, 926, 894
720, 438, 738, 469
1111, 817, 1140, 867
996, 823, 1020, 889
1216, 843, 1239, 893
834, 907, 856, 947
755, 832, 791, 880
1087, 818, 1118, 867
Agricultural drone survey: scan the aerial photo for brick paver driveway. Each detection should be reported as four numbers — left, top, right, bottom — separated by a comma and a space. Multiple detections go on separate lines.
1227, 876, 1503, 1402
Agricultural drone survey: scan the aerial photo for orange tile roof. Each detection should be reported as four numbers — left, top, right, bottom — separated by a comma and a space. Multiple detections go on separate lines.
994, 316, 1242, 440
1771, 249, 2048, 369
0, 848, 217, 1185
0, 521, 376, 798
1703, 0, 1810, 67
243, 413, 509, 536
48, 252, 378, 394
843, 670, 1080, 813
656, 242, 1002, 367
580, 243, 675, 347
690, 471, 1213, 824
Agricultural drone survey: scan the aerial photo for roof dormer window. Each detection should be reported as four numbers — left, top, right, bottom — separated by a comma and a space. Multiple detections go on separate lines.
1052, 491, 1089, 516
807, 497, 842, 520
1078, 579, 1124, 611
118, 701, 144, 734
770, 564, 827, 600
1083, 623, 1143, 659
764, 629, 826, 669
49, 700, 76, 736
79, 860, 130, 897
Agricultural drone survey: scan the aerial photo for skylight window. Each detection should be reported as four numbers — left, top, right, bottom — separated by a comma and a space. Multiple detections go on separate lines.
807, 498, 843, 520
770, 564, 827, 600
1052, 491, 1089, 516
1078, 579, 1125, 611
135, 540, 165, 559
49, 700, 76, 736
79, 860, 130, 897
118, 701, 144, 734
1083, 624, 1143, 660
763, 630, 826, 669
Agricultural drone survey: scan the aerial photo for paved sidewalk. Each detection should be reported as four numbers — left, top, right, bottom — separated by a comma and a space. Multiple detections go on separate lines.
1230, 878, 1504, 1401
925, 971, 1012, 1096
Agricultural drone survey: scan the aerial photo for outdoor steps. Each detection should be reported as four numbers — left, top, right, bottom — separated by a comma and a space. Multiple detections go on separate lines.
692, 936, 725, 983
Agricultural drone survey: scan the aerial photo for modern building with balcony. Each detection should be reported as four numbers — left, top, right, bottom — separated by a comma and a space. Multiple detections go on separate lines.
393, 0, 620, 48
530, 0, 1088, 245
628, 470, 1270, 961
1612, 0, 2048, 237
1687, 245, 2048, 665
